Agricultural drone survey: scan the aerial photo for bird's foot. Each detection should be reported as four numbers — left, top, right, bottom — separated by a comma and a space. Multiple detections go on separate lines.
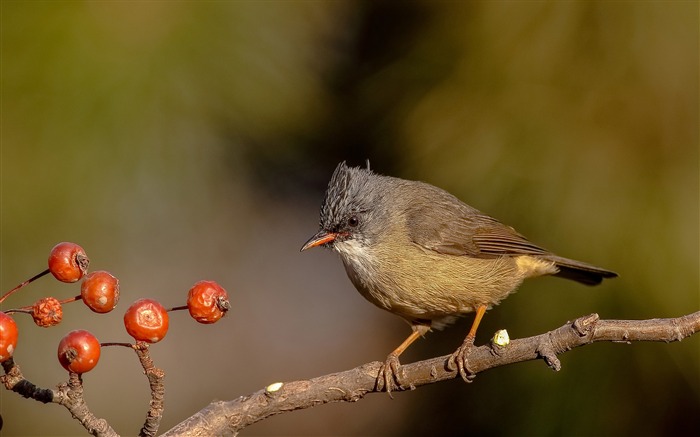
377, 352, 404, 398
446, 337, 477, 383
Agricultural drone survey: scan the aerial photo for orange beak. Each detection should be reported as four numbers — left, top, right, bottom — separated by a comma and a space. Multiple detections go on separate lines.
300, 230, 337, 252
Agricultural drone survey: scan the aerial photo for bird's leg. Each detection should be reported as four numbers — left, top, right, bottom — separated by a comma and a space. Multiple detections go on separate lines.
378, 324, 429, 397
447, 304, 487, 382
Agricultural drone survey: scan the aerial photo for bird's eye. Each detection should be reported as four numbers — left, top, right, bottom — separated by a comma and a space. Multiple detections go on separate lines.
347, 215, 359, 227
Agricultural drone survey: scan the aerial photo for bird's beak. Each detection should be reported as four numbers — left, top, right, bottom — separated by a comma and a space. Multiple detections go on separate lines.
300, 230, 337, 252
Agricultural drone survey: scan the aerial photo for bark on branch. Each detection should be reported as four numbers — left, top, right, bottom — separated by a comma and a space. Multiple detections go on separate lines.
161, 311, 700, 437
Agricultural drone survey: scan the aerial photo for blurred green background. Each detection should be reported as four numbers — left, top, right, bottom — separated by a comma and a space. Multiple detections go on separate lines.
1, 1, 698, 436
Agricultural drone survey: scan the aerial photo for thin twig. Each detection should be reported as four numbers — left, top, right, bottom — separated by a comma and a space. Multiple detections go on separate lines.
0, 269, 51, 304
166, 305, 188, 312
8, 294, 82, 314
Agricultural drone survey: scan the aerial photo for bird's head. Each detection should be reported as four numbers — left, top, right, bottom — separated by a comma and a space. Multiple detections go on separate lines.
301, 161, 384, 254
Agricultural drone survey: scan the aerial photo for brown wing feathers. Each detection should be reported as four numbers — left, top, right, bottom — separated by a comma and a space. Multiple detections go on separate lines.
406, 194, 617, 285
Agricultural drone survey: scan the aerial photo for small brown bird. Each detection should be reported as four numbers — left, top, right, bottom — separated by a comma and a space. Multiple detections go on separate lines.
302, 162, 617, 394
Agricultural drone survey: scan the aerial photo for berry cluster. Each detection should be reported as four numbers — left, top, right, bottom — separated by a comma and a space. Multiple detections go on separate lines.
0, 242, 231, 375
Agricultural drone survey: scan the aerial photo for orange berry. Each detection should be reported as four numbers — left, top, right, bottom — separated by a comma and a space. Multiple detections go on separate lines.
81, 271, 120, 313
32, 296, 63, 327
187, 280, 230, 324
123, 298, 169, 343
0, 312, 18, 363
48, 242, 89, 283
57, 329, 100, 373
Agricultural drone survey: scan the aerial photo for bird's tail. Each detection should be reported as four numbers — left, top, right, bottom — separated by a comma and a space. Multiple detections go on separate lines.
546, 255, 618, 286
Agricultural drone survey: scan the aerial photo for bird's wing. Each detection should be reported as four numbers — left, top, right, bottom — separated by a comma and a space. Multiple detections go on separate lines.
403, 188, 617, 285
406, 201, 551, 258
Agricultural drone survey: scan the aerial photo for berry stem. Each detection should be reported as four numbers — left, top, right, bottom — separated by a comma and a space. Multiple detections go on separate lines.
60, 295, 82, 305
0, 269, 51, 304
3, 308, 33, 315
166, 305, 188, 312
100, 342, 135, 348
7, 295, 81, 313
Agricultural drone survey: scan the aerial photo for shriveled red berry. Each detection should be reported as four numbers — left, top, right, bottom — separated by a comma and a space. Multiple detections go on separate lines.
32, 296, 63, 327
81, 271, 120, 313
57, 329, 100, 373
123, 298, 169, 343
0, 311, 18, 363
187, 280, 230, 324
48, 242, 89, 283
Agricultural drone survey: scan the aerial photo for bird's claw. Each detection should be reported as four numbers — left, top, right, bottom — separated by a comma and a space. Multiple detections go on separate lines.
446, 338, 476, 383
377, 353, 403, 397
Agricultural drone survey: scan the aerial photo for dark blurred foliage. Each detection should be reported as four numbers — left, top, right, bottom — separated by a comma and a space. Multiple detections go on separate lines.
1, 1, 697, 436
240, 1, 453, 197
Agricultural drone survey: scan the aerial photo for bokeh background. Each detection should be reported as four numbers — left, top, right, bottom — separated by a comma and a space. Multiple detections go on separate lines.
1, 1, 698, 436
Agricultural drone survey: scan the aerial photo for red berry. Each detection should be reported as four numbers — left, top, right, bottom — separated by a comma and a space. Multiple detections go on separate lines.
57, 329, 100, 373
0, 312, 18, 363
32, 296, 63, 327
81, 271, 120, 313
187, 280, 230, 324
123, 298, 169, 343
48, 242, 89, 283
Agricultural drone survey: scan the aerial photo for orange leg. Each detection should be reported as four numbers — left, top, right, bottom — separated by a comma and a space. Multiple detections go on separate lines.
378, 324, 430, 397
447, 304, 488, 382
466, 304, 487, 340
390, 329, 423, 357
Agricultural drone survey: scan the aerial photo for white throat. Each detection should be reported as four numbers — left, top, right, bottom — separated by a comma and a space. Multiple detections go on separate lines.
333, 238, 373, 265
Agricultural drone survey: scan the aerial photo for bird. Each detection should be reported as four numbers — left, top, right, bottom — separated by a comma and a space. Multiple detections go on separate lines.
301, 161, 617, 395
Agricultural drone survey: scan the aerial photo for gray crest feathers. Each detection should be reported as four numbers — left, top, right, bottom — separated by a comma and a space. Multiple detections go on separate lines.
319, 161, 376, 229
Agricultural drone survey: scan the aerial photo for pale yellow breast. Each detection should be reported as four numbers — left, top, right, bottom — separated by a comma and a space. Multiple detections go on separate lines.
351, 236, 533, 322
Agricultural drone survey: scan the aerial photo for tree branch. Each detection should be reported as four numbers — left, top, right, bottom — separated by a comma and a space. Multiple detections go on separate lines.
161, 311, 700, 437
2, 359, 117, 436
1, 343, 163, 437
54, 373, 117, 437
133, 342, 165, 437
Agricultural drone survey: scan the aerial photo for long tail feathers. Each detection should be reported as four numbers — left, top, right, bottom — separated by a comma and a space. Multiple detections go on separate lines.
547, 256, 618, 286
